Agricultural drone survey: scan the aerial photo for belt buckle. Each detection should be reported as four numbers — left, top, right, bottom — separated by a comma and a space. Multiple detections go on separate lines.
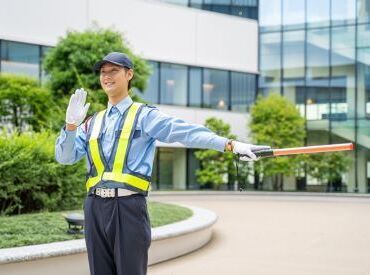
96, 188, 115, 198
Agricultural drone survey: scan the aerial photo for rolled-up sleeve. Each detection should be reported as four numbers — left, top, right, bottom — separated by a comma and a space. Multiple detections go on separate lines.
55, 125, 87, 165
142, 108, 228, 152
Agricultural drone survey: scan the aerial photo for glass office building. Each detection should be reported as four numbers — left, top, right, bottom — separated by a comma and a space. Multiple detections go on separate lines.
157, 0, 258, 19
259, 0, 370, 193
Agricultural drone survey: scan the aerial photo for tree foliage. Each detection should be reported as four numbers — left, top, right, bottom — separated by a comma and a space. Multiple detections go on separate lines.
43, 26, 151, 108
194, 118, 236, 189
250, 93, 305, 190
0, 74, 62, 132
305, 152, 351, 190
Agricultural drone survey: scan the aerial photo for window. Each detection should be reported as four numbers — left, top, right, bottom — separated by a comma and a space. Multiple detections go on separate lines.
1, 41, 40, 79
231, 72, 255, 112
307, 28, 330, 79
203, 69, 229, 110
283, 30, 305, 79
160, 63, 187, 106
282, 0, 305, 30
259, 32, 282, 95
259, 0, 281, 32
157, 148, 174, 190
307, 0, 330, 28
358, 0, 370, 23
190, 0, 203, 8
139, 61, 159, 104
231, 0, 258, 19
331, 0, 356, 26
187, 149, 201, 190
203, 0, 232, 14
189, 67, 202, 107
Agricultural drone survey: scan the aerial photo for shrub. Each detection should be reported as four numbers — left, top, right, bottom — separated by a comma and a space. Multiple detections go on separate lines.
0, 131, 86, 215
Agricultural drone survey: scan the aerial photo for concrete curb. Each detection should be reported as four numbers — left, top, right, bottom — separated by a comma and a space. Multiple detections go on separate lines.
0, 205, 217, 266
150, 190, 370, 199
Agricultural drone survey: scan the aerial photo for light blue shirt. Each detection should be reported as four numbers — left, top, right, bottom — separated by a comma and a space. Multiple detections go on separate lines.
55, 96, 228, 178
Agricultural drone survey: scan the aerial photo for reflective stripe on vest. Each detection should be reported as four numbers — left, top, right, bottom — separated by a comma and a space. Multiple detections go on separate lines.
85, 102, 150, 192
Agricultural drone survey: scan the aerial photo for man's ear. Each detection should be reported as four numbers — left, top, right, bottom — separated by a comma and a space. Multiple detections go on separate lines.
126, 69, 134, 81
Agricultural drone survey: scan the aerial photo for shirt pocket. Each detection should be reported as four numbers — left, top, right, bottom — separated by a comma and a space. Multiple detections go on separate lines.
132, 128, 142, 139
114, 127, 141, 139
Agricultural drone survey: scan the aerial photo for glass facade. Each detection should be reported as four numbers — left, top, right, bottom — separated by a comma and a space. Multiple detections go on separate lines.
157, 0, 258, 19
189, 67, 202, 107
160, 63, 188, 106
231, 72, 256, 112
139, 61, 256, 112
0, 40, 256, 114
259, 0, 370, 193
0, 40, 51, 82
157, 148, 174, 190
203, 68, 229, 110
150, 148, 203, 190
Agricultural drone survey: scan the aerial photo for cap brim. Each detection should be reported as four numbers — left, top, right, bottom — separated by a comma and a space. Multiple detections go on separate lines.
93, 60, 126, 72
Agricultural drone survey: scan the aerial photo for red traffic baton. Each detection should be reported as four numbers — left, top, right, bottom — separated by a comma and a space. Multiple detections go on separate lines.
245, 143, 354, 159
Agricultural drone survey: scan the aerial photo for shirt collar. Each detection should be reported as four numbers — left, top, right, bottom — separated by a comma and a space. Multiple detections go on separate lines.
107, 96, 133, 116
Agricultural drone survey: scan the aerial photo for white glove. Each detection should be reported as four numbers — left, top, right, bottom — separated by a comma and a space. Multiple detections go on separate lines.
65, 88, 90, 126
233, 141, 271, 161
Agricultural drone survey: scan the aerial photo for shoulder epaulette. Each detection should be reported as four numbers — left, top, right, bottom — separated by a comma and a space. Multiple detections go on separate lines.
145, 104, 157, 109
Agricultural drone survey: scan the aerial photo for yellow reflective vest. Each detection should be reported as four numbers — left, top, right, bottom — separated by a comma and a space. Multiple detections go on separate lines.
85, 102, 150, 194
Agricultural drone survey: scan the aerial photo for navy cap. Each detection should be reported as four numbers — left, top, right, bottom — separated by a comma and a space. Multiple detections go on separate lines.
93, 52, 134, 71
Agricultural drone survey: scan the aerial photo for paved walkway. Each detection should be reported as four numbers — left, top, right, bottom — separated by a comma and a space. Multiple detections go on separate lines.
1, 193, 370, 275
148, 193, 370, 275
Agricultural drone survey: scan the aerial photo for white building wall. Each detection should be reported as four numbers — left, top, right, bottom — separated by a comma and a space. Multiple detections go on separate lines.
0, 0, 258, 73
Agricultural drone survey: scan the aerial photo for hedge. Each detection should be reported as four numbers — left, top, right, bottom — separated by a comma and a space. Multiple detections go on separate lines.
0, 131, 86, 215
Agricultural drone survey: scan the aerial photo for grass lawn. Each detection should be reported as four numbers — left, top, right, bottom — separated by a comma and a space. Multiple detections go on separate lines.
0, 201, 192, 249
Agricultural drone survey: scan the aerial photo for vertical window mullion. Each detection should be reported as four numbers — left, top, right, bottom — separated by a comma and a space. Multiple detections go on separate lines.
187, 66, 190, 107
228, 71, 232, 111
158, 62, 161, 104
354, 0, 359, 192
201, 67, 204, 108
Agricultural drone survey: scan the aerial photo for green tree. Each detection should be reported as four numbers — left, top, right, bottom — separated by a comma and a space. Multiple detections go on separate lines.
43, 26, 151, 111
0, 74, 62, 133
305, 152, 351, 192
250, 93, 305, 190
194, 118, 237, 189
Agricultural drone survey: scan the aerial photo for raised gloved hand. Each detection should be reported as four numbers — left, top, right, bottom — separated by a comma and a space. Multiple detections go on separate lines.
65, 88, 90, 126
233, 141, 271, 161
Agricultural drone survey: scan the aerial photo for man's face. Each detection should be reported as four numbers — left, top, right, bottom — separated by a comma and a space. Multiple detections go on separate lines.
99, 63, 133, 96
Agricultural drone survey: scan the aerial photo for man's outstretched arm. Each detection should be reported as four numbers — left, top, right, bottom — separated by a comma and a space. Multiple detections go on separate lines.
141, 108, 270, 161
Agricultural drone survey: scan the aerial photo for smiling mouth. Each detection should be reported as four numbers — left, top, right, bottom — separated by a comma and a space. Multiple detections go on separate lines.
104, 82, 115, 88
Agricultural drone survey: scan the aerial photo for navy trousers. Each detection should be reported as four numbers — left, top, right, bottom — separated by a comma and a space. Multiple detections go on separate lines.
84, 194, 151, 275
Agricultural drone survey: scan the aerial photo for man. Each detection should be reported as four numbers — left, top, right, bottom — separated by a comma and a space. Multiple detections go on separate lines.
55, 52, 270, 275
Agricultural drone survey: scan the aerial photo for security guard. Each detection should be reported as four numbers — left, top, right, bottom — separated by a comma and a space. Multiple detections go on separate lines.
55, 52, 270, 275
